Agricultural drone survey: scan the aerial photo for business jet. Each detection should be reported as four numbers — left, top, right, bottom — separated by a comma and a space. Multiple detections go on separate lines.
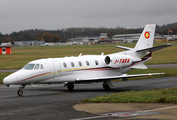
3, 24, 172, 96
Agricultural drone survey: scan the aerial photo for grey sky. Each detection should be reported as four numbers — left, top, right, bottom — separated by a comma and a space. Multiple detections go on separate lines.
0, 0, 177, 34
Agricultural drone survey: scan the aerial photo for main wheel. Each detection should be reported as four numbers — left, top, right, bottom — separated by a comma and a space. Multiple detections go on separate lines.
67, 83, 74, 91
17, 89, 23, 96
103, 82, 111, 91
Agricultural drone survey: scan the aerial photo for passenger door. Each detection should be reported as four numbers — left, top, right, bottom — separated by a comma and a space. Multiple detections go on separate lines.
52, 61, 61, 80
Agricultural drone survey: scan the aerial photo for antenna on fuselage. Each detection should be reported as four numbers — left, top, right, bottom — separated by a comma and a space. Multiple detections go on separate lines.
101, 52, 104, 55
78, 53, 82, 57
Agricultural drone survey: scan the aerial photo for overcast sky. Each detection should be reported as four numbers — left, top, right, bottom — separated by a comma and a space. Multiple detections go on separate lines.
0, 0, 177, 34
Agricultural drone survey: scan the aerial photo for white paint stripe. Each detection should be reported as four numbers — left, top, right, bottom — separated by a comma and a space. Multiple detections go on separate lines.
70, 115, 107, 120
138, 106, 177, 112
72, 105, 177, 120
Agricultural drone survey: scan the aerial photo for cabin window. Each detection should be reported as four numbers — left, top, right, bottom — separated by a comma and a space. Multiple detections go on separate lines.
78, 61, 82, 66
40, 64, 44, 69
71, 62, 74, 67
86, 61, 89, 66
95, 60, 98, 65
34, 64, 40, 70
23, 64, 35, 70
63, 62, 67, 67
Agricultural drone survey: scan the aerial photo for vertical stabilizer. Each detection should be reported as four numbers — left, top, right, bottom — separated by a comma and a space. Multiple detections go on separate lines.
134, 24, 156, 51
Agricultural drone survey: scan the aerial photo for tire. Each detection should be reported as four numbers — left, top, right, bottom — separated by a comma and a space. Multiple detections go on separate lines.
103, 82, 111, 91
17, 89, 23, 96
67, 83, 74, 91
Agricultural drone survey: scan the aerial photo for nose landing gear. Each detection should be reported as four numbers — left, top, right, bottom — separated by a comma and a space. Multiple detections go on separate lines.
17, 85, 26, 96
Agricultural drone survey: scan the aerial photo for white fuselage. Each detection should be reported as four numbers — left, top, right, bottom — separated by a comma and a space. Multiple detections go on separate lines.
3, 53, 132, 85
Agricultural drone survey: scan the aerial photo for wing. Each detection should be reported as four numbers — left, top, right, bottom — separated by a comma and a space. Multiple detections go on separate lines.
75, 73, 164, 82
115, 45, 133, 50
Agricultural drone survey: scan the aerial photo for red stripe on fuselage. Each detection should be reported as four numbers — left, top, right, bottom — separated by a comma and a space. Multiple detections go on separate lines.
18, 72, 52, 82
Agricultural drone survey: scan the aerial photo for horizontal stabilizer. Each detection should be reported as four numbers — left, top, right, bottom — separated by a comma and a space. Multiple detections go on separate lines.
136, 44, 172, 52
131, 64, 147, 69
75, 73, 164, 82
115, 45, 133, 50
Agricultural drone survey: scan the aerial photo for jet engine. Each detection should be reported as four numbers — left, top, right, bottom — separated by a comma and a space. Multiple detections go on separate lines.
104, 55, 140, 68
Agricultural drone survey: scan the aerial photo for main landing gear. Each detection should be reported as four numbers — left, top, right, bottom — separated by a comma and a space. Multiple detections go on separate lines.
17, 85, 26, 96
64, 83, 74, 91
103, 81, 113, 91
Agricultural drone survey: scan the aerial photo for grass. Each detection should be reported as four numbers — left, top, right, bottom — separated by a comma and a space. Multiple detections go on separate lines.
0, 44, 118, 69
0, 41, 176, 69
81, 87, 177, 103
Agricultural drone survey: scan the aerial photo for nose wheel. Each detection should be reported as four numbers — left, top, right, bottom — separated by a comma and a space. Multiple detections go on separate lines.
17, 89, 23, 96
17, 85, 25, 96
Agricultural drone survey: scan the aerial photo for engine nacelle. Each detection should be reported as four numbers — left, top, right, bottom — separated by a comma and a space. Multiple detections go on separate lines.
105, 55, 133, 68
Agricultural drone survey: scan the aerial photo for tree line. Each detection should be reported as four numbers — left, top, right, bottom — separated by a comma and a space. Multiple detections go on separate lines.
0, 22, 177, 44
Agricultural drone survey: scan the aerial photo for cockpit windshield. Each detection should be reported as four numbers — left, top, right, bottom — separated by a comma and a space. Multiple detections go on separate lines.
23, 64, 44, 70
23, 64, 35, 70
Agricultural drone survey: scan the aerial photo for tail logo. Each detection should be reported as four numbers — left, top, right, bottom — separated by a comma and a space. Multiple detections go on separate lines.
144, 31, 150, 39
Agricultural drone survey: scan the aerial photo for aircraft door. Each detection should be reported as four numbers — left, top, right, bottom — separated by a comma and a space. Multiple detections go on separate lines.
52, 61, 61, 80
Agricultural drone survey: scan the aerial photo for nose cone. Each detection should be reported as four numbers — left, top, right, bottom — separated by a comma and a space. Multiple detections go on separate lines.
3, 76, 12, 85
3, 72, 19, 85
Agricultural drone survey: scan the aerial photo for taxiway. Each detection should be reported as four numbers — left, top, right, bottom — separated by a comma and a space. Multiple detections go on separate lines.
0, 76, 177, 120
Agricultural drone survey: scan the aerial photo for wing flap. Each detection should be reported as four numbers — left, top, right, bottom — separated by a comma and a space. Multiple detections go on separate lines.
75, 73, 164, 82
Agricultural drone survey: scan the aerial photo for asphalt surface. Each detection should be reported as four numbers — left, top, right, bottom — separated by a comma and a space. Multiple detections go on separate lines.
1, 76, 177, 120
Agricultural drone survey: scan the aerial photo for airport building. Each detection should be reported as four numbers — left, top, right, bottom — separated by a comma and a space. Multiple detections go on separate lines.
69, 33, 177, 45
112, 33, 177, 43
14, 40, 45, 46
0, 46, 12, 54
112, 33, 141, 43
68, 33, 110, 45
68, 36, 99, 45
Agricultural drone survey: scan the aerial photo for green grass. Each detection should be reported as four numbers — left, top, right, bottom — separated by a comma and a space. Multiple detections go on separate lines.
0, 41, 176, 69
81, 87, 177, 103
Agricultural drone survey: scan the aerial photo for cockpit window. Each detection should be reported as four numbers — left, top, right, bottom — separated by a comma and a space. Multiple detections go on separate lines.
40, 64, 44, 69
34, 64, 40, 70
23, 64, 35, 70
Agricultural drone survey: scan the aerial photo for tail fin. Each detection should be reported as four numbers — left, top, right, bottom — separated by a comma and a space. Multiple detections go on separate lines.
134, 24, 156, 51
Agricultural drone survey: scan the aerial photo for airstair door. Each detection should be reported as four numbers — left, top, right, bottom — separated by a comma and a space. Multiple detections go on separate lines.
52, 61, 61, 80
